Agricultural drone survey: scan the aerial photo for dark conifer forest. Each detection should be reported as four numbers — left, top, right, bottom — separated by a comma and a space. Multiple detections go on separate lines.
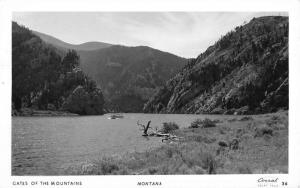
12, 22, 104, 115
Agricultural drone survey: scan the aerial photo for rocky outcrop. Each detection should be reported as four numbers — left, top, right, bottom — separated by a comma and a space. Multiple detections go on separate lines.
144, 16, 288, 114
62, 85, 104, 115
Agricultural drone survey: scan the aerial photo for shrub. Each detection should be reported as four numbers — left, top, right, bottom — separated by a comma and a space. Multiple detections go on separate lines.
202, 118, 217, 128
148, 167, 158, 174
218, 141, 228, 147
254, 126, 273, 137
161, 122, 179, 133
190, 119, 202, 128
189, 118, 216, 128
229, 138, 239, 150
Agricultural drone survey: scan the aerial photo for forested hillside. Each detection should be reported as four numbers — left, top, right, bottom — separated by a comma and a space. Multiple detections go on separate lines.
33, 31, 187, 113
144, 16, 288, 114
12, 22, 104, 115
79, 46, 187, 112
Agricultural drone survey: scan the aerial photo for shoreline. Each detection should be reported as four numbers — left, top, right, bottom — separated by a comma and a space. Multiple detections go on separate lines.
12, 109, 79, 117
12, 108, 288, 117
69, 111, 288, 175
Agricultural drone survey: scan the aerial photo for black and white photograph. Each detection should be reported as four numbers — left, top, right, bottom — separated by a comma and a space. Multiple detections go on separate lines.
1, 0, 300, 187
11, 11, 289, 175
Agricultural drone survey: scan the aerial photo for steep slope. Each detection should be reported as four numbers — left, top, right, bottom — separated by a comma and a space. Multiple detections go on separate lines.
144, 16, 288, 114
33, 31, 112, 51
78, 45, 187, 112
12, 22, 105, 115
34, 31, 187, 112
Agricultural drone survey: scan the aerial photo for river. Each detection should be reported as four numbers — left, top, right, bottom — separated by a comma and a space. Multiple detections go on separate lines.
12, 113, 224, 175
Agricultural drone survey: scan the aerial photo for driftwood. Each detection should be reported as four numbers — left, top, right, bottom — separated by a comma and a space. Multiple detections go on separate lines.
137, 120, 152, 136
137, 120, 183, 142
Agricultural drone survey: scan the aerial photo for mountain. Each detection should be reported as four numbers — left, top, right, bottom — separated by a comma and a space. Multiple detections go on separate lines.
12, 22, 105, 115
144, 16, 288, 115
34, 30, 188, 112
33, 31, 112, 51
79, 45, 187, 112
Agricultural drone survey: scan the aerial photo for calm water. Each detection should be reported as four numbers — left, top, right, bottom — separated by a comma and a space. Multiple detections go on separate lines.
12, 113, 223, 175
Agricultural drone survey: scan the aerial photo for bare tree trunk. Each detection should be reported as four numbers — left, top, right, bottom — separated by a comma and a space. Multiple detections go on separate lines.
137, 120, 152, 136
143, 121, 151, 136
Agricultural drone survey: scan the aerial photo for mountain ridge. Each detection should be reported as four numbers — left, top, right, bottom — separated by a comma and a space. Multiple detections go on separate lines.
33, 29, 188, 112
33, 30, 113, 51
144, 16, 289, 114
78, 44, 187, 112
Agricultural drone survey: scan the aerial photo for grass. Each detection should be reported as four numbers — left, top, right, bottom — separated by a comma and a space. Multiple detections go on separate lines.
71, 111, 288, 175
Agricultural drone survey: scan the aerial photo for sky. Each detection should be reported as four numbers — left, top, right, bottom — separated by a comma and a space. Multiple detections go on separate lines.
13, 12, 287, 58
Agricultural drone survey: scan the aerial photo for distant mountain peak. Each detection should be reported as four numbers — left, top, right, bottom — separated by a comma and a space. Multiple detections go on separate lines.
33, 30, 113, 51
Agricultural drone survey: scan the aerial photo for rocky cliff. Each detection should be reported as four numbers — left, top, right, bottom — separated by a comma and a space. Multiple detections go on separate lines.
144, 16, 288, 114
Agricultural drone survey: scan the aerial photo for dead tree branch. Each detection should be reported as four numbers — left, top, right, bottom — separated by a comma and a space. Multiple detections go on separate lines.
137, 120, 152, 136
137, 120, 183, 142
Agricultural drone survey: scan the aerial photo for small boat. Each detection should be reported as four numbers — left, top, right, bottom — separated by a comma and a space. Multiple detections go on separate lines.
108, 114, 124, 119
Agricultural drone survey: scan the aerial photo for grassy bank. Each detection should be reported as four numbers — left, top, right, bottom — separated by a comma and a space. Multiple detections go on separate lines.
69, 111, 288, 175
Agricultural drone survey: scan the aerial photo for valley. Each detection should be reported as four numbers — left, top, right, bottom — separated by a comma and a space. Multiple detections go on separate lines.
34, 31, 187, 112
11, 14, 289, 176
